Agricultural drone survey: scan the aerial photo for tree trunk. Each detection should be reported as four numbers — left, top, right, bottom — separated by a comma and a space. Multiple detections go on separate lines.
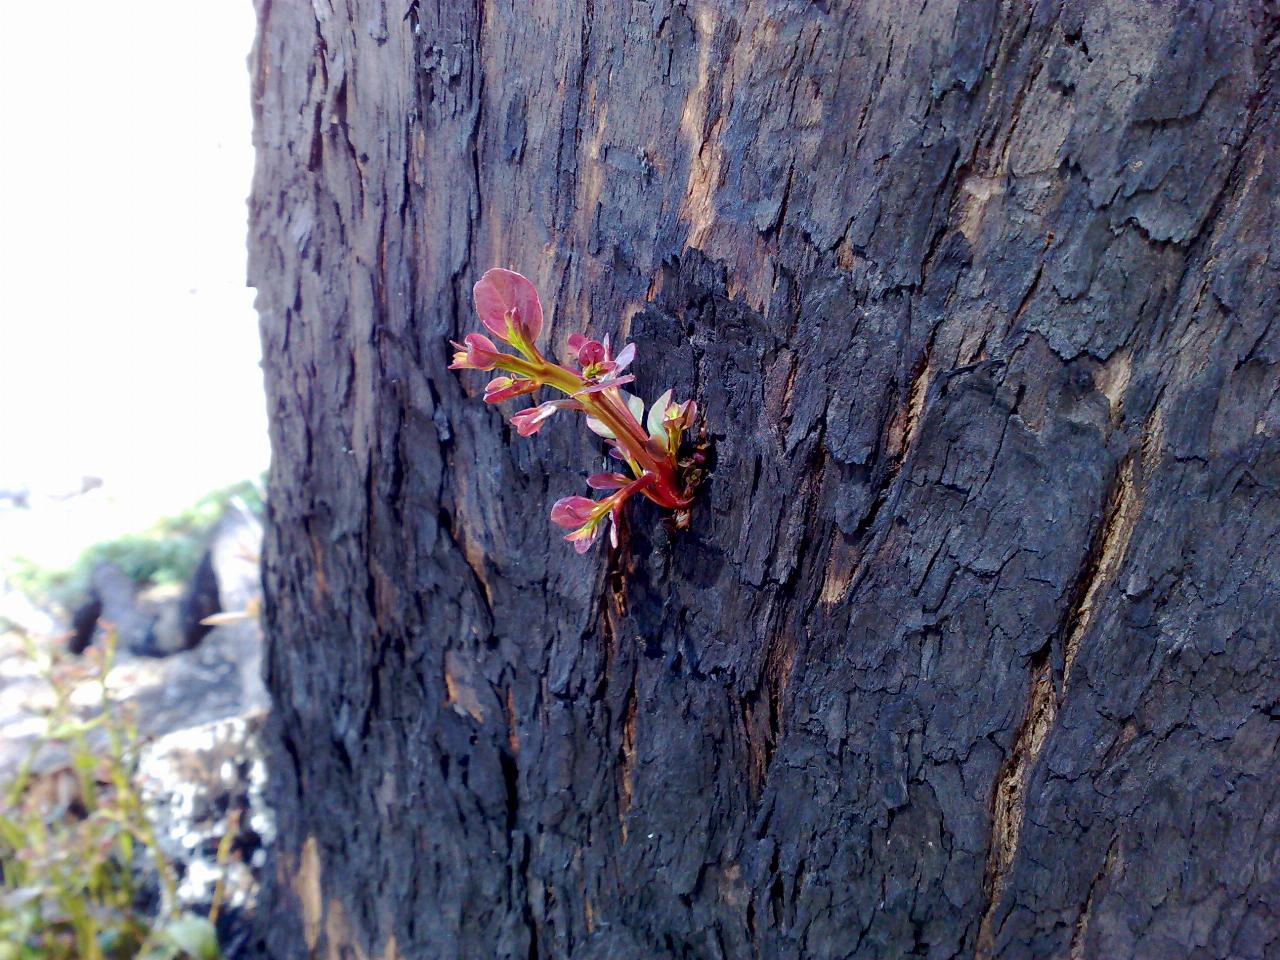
247, 2, 1279, 958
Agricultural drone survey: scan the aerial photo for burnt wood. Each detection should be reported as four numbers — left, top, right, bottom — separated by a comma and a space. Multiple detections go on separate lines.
248, 2, 1280, 957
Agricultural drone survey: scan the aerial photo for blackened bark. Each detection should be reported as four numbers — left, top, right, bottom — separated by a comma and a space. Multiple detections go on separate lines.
248, 2, 1280, 958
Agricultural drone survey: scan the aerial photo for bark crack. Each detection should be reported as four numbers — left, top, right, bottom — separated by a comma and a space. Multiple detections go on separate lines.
1069, 835, 1119, 960
977, 450, 1140, 957
617, 673, 638, 842
1063, 454, 1140, 692
975, 648, 1056, 960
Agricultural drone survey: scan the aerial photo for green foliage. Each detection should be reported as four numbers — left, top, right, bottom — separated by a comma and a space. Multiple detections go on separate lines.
8, 476, 265, 612
0, 633, 223, 960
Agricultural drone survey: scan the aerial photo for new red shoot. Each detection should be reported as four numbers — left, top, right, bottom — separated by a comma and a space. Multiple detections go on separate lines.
450, 268, 701, 552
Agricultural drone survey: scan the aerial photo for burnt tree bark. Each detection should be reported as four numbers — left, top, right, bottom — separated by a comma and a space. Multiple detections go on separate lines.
248, 2, 1279, 958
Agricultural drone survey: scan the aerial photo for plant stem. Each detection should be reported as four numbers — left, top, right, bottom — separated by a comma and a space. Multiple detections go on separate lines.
493, 356, 692, 508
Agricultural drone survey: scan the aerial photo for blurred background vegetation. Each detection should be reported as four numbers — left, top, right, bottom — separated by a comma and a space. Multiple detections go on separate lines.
0, 3, 269, 956
0, 634, 223, 960
1, 475, 269, 959
3, 477, 265, 619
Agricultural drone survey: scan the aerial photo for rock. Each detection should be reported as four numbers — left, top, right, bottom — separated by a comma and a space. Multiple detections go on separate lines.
176, 503, 263, 652
125, 581, 185, 658
67, 591, 103, 654
207, 503, 263, 616
0, 580, 60, 639
178, 551, 221, 651
137, 711, 274, 957
69, 503, 264, 659
88, 561, 160, 656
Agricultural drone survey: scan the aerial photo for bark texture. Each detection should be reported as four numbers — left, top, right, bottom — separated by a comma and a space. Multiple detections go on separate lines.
248, 2, 1280, 957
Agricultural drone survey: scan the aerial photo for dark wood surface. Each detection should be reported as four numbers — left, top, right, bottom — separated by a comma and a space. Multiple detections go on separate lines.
248, 2, 1279, 957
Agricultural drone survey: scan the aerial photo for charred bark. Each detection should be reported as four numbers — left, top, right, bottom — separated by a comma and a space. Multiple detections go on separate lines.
248, 2, 1279, 957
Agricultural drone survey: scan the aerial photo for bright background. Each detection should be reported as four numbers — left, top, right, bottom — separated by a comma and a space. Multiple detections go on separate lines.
0, 2, 267, 569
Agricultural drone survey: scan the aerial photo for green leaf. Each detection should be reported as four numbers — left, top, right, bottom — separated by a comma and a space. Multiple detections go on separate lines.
157, 914, 222, 960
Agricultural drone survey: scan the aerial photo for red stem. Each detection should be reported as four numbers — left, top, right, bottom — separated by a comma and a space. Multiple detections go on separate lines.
495, 354, 693, 509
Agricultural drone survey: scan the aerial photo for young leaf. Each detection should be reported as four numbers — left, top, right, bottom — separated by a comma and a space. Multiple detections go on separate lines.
585, 416, 615, 439
647, 389, 673, 438
623, 392, 645, 424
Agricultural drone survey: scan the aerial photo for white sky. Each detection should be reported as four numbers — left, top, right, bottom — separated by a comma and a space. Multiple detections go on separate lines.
0, 2, 268, 568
